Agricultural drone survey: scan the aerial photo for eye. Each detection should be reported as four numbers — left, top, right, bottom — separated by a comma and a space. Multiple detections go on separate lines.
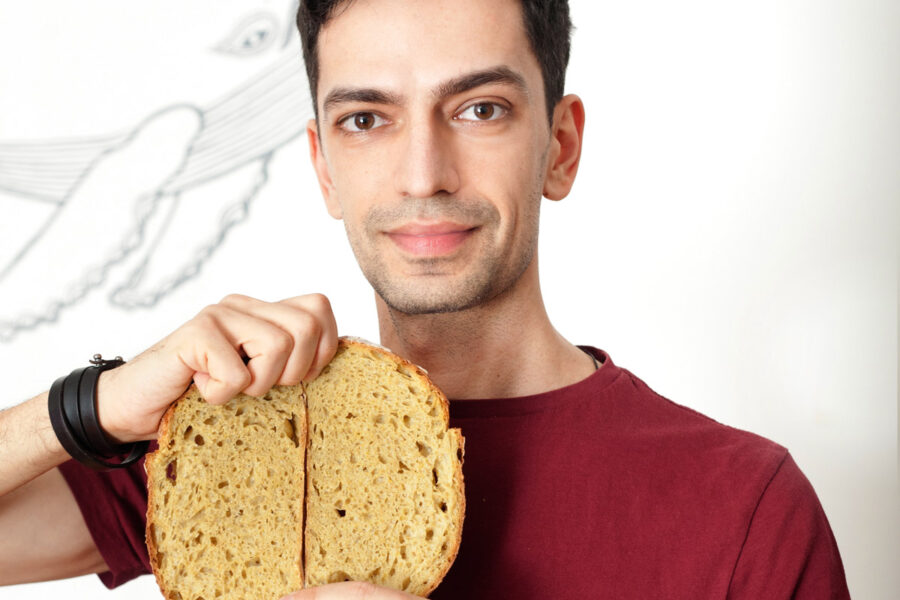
456, 102, 507, 122
214, 12, 278, 56
338, 112, 388, 133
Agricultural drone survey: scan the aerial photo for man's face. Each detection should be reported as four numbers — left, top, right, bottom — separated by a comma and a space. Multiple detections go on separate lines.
311, 0, 553, 314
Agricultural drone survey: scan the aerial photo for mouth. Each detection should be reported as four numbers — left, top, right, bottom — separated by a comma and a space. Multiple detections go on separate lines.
385, 222, 478, 257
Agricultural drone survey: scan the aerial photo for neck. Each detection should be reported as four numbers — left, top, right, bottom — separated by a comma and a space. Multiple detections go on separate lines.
376, 256, 596, 399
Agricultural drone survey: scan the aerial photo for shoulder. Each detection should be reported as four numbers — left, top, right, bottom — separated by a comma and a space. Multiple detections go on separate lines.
590, 362, 792, 510
606, 364, 788, 465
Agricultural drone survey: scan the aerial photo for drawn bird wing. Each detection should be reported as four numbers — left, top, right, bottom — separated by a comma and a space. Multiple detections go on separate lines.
163, 53, 311, 194
0, 133, 129, 204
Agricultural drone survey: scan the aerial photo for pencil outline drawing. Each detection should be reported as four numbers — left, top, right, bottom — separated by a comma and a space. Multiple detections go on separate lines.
0, 6, 310, 342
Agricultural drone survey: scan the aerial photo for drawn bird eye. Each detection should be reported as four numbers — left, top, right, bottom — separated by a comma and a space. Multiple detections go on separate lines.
214, 12, 279, 56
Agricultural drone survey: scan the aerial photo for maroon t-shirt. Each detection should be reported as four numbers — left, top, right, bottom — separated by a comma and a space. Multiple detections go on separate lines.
58, 348, 850, 598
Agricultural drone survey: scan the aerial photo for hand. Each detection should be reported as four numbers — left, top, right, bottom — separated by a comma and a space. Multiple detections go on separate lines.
96, 293, 338, 443
280, 582, 424, 600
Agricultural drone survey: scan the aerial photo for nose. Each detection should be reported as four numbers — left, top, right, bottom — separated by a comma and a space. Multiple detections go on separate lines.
393, 114, 460, 199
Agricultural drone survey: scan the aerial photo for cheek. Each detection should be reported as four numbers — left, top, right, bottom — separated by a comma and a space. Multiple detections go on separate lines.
328, 151, 388, 224
465, 131, 544, 236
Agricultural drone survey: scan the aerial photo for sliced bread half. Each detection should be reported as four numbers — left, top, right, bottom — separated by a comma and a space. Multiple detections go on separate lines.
145, 338, 464, 600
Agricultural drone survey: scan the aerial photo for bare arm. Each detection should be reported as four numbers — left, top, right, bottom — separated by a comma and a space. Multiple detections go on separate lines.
0, 392, 109, 584
0, 466, 108, 584
0, 392, 69, 497
0, 293, 338, 586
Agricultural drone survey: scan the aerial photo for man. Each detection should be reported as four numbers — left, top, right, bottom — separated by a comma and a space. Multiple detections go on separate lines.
0, 0, 850, 598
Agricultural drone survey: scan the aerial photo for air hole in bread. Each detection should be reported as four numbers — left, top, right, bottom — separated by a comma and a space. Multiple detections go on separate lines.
166, 460, 177, 483
149, 340, 463, 599
440, 501, 447, 512
328, 570, 352, 583
183, 426, 193, 440
202, 416, 217, 426
194, 435, 205, 446
456, 448, 463, 461
288, 416, 300, 447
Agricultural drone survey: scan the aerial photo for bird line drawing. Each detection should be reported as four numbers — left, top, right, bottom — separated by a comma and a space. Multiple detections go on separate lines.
0, 9, 312, 343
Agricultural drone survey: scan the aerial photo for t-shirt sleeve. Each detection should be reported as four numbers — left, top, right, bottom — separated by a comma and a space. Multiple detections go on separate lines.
57, 452, 153, 588
728, 452, 851, 599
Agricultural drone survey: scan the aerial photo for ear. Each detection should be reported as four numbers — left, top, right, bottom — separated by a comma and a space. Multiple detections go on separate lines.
542, 94, 585, 201
307, 119, 342, 219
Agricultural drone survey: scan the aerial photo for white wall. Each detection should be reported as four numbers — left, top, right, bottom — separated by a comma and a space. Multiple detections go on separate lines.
1, 0, 897, 598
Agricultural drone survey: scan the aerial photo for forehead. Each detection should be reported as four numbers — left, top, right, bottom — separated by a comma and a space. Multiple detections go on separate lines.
315, 0, 540, 100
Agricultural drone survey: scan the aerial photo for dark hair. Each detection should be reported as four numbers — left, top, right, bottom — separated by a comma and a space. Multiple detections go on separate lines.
296, 0, 572, 124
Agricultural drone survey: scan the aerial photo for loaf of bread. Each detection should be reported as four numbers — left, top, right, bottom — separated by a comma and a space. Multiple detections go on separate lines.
145, 338, 465, 600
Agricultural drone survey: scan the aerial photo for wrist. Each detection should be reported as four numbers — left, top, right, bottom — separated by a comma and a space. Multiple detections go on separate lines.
96, 368, 134, 444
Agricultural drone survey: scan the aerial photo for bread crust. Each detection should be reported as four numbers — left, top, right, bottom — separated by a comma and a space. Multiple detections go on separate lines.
145, 337, 464, 598
144, 387, 192, 600
331, 338, 465, 597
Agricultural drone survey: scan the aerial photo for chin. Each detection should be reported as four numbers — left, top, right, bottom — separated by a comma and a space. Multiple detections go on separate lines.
373, 276, 497, 316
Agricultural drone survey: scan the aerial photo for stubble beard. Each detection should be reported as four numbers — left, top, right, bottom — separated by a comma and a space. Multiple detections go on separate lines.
344, 194, 541, 316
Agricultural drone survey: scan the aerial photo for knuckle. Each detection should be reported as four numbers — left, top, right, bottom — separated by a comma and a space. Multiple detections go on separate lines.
270, 328, 294, 354
293, 310, 320, 337
222, 367, 252, 390
306, 293, 332, 312
220, 293, 251, 306
197, 303, 224, 323
284, 292, 331, 315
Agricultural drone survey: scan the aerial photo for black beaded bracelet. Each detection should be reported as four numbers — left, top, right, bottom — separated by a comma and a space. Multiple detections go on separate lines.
48, 354, 149, 470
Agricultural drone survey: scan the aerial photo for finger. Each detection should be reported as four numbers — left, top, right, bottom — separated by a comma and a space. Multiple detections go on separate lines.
280, 294, 339, 381
182, 305, 291, 399
180, 323, 251, 405
212, 305, 295, 397
221, 293, 338, 384
280, 581, 422, 600
220, 294, 321, 386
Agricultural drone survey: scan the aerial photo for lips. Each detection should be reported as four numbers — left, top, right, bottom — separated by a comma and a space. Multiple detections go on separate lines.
385, 222, 477, 256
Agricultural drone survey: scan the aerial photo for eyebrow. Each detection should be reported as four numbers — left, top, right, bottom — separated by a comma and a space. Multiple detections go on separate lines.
433, 66, 529, 100
321, 65, 529, 119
